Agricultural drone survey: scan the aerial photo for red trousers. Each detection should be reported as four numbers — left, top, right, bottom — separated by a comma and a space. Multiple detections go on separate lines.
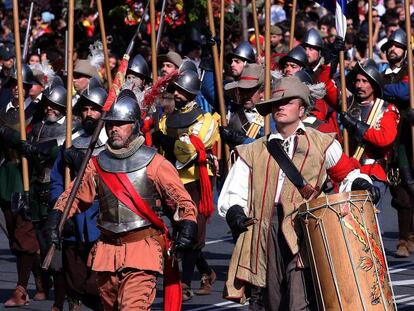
97, 268, 157, 310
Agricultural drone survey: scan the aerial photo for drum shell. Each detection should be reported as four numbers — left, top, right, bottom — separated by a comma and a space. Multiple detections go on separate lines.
299, 191, 396, 311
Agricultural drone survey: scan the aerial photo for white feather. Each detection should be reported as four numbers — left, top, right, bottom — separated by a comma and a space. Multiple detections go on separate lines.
88, 40, 104, 69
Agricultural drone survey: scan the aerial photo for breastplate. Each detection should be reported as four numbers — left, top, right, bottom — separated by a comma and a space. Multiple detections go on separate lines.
72, 129, 106, 156
347, 100, 374, 123
97, 165, 162, 234
32, 120, 67, 145
228, 109, 247, 134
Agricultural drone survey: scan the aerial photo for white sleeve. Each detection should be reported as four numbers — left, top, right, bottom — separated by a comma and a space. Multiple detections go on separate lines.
325, 140, 372, 191
325, 140, 342, 169
217, 158, 250, 218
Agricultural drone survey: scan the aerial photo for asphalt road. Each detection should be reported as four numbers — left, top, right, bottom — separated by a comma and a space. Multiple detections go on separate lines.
0, 188, 413, 310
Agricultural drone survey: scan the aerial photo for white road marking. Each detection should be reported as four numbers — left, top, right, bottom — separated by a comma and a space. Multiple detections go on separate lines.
389, 263, 414, 274
390, 279, 414, 286
205, 237, 233, 245
188, 301, 236, 311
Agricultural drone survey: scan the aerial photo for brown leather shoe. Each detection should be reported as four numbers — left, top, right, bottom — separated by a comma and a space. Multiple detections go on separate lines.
4, 285, 29, 307
182, 283, 193, 302
396, 240, 410, 258
194, 270, 217, 295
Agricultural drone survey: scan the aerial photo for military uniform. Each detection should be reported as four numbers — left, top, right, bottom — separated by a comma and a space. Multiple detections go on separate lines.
155, 70, 219, 299
341, 61, 400, 231
381, 29, 414, 257
219, 77, 377, 310
50, 87, 108, 310
48, 90, 197, 310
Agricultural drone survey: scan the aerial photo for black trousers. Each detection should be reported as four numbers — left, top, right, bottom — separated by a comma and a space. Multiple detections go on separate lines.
263, 204, 316, 311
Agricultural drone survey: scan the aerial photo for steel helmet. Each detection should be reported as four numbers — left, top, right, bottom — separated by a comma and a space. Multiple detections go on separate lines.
381, 29, 407, 52
79, 86, 108, 108
43, 85, 67, 108
346, 59, 384, 98
301, 28, 324, 50
226, 41, 256, 63
279, 46, 310, 70
179, 60, 198, 74
5, 63, 35, 87
102, 89, 141, 123
293, 70, 314, 85
127, 54, 151, 82
173, 70, 201, 95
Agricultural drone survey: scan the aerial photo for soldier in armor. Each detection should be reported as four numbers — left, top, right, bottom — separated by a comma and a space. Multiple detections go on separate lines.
380, 29, 414, 257
153, 70, 220, 300
49, 86, 108, 310
218, 76, 380, 310
301, 29, 341, 137
220, 63, 266, 149
226, 41, 256, 81
123, 53, 152, 104
340, 60, 400, 231
0, 64, 47, 307
18, 84, 80, 311
45, 89, 197, 310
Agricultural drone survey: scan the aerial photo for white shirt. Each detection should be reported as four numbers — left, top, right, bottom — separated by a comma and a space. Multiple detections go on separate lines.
218, 122, 371, 217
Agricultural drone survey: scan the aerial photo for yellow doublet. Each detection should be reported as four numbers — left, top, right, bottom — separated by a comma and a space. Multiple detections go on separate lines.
159, 110, 220, 184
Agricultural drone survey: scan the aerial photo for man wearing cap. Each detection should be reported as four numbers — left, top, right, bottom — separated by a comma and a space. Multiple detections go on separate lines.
270, 25, 288, 68
49, 87, 108, 310
226, 41, 256, 81
340, 60, 400, 231
45, 89, 197, 310
0, 45, 15, 87
153, 70, 219, 301
0, 64, 49, 307
158, 50, 183, 77
380, 30, 414, 257
218, 76, 380, 310
73, 58, 101, 106
220, 64, 267, 149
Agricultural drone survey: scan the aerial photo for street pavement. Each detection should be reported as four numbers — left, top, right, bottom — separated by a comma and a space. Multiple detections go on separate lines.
0, 188, 413, 310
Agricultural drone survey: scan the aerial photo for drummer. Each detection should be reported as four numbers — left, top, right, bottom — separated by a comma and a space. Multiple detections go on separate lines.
218, 76, 381, 310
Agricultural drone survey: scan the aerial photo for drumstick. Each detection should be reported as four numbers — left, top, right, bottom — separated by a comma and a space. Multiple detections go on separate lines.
244, 218, 258, 227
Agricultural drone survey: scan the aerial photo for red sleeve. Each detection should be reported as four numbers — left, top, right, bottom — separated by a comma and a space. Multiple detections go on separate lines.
318, 65, 339, 108
327, 153, 361, 183
362, 104, 400, 147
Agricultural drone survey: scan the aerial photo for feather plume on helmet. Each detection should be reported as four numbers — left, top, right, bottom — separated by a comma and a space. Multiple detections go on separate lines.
140, 70, 180, 118
30, 60, 56, 89
88, 40, 104, 70
292, 70, 326, 115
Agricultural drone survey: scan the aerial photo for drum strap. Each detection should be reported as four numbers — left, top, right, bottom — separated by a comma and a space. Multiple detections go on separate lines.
267, 138, 319, 200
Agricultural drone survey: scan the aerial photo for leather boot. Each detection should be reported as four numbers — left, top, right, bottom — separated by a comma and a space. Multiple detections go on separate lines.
396, 239, 410, 258
194, 270, 217, 295
408, 234, 414, 253
4, 285, 29, 307
182, 283, 193, 302
33, 275, 48, 301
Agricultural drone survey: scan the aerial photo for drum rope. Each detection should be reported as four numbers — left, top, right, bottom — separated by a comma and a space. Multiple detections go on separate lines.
359, 200, 390, 310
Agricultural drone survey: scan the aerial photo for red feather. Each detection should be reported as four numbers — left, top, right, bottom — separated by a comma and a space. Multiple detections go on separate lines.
142, 70, 179, 109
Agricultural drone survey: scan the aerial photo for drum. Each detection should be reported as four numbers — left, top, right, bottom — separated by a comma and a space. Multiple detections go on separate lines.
299, 191, 396, 311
